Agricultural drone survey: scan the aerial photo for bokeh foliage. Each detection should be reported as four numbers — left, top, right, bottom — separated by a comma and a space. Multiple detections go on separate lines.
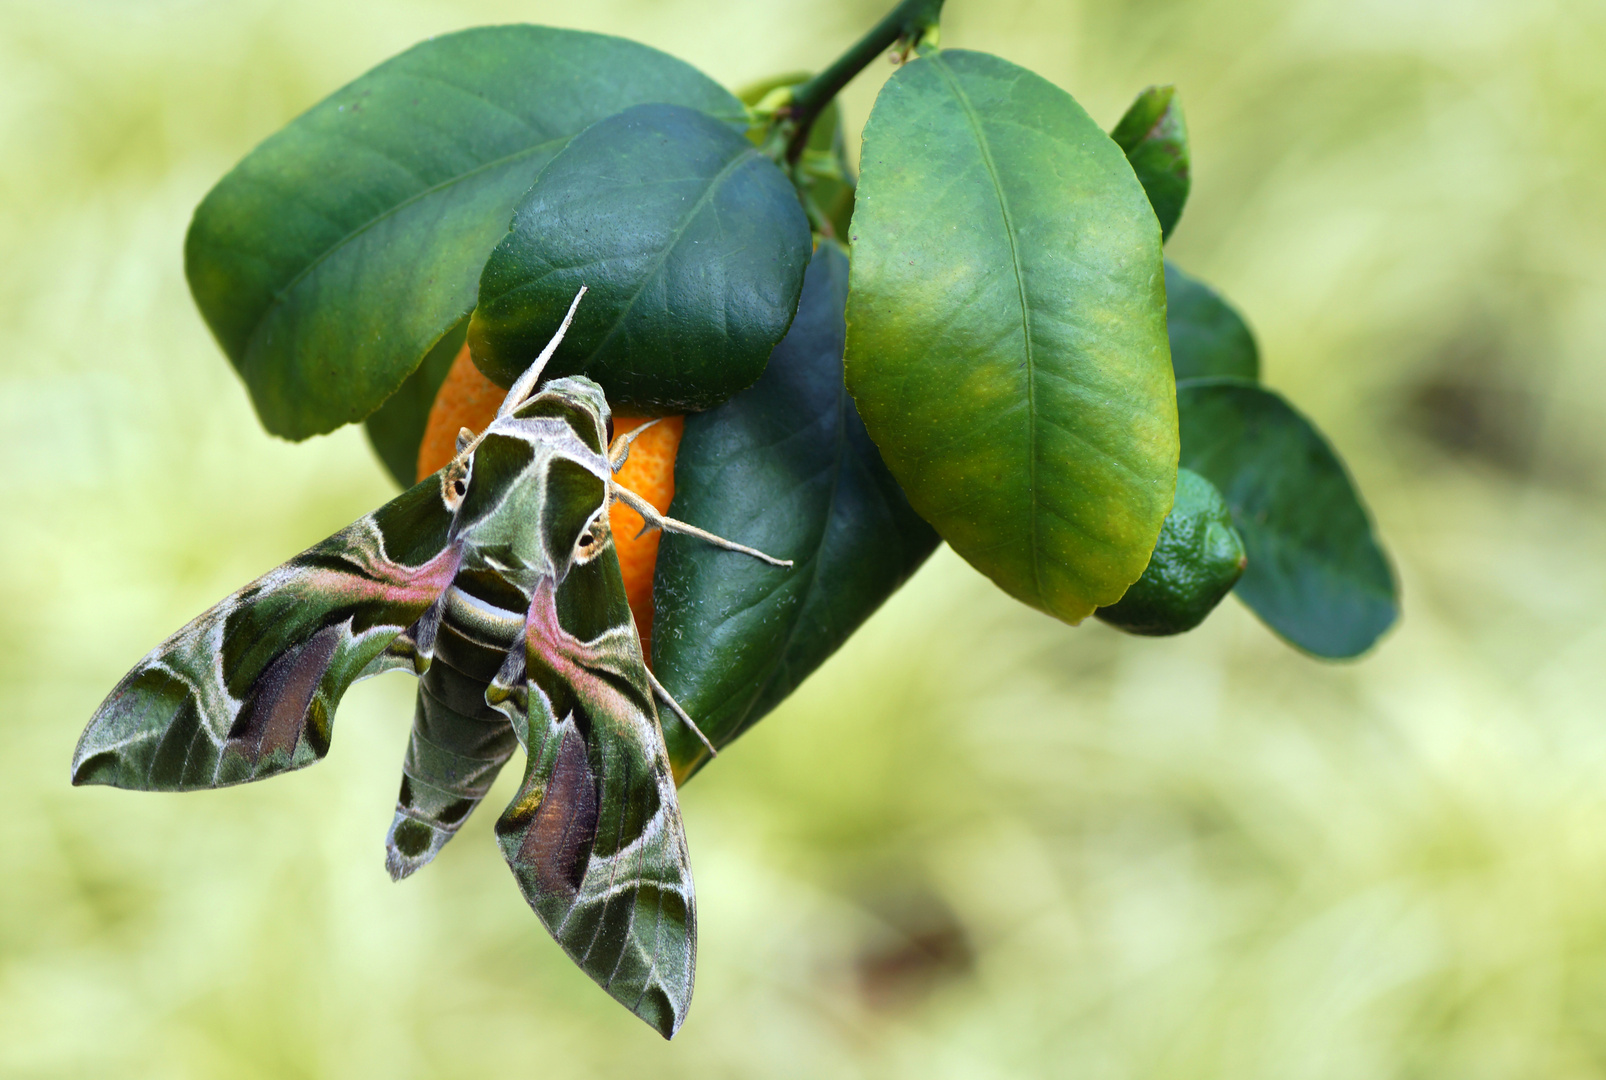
5, 0, 1606, 1076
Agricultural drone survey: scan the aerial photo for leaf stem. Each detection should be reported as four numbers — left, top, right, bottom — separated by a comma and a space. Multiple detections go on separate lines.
780, 0, 945, 164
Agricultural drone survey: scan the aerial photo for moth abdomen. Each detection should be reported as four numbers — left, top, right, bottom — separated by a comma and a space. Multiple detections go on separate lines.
385, 582, 524, 881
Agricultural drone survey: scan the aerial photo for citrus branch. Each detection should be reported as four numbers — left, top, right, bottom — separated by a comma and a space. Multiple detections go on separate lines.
775, 0, 945, 164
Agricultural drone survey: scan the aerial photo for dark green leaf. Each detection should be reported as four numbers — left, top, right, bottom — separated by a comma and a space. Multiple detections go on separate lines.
1166, 262, 1259, 381
1178, 378, 1397, 657
1110, 85, 1190, 240
653, 243, 937, 780
470, 104, 813, 414
845, 50, 1177, 626
185, 26, 743, 439
364, 317, 466, 487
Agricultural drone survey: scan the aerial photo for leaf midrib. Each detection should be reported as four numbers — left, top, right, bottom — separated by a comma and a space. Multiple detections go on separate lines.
929, 56, 1043, 601
583, 145, 765, 365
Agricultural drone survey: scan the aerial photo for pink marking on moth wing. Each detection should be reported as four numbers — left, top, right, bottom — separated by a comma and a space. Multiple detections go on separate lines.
523, 579, 651, 725
526, 581, 618, 664
290, 546, 462, 611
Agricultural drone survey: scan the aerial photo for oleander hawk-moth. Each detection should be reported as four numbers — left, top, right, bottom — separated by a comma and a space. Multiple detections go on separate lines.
70, 289, 789, 1038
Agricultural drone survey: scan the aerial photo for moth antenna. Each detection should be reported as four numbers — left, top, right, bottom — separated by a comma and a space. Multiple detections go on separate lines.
610, 483, 793, 568
608, 416, 667, 472
499, 285, 588, 418
645, 666, 717, 758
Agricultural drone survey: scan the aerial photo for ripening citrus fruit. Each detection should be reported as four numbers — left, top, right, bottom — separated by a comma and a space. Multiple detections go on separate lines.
416, 341, 505, 478
1095, 467, 1247, 636
417, 342, 683, 660
602, 413, 683, 661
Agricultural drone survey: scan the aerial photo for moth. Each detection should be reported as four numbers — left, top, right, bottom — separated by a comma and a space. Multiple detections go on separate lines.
70, 289, 789, 1038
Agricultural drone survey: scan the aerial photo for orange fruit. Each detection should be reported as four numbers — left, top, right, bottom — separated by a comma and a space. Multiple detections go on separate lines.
417, 343, 683, 661
416, 342, 503, 480
604, 415, 683, 661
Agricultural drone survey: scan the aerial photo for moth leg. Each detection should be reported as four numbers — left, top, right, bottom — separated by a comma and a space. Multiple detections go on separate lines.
644, 666, 717, 758
610, 483, 793, 568
607, 417, 666, 472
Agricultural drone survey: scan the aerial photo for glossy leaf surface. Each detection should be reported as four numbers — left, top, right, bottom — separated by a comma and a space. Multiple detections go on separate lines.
1178, 378, 1397, 657
185, 26, 742, 439
365, 317, 467, 488
846, 49, 1177, 626
471, 104, 812, 414
1111, 85, 1190, 240
1166, 262, 1260, 381
653, 243, 937, 780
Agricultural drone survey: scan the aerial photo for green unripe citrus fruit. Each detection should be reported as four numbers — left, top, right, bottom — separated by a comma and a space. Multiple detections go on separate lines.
1096, 467, 1247, 636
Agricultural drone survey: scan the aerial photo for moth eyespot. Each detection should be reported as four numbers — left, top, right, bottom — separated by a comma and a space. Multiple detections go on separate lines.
441, 460, 471, 508
573, 516, 607, 563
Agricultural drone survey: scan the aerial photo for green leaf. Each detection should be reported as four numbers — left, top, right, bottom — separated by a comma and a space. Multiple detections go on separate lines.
185, 26, 743, 440
1166, 262, 1259, 381
364, 317, 466, 487
737, 72, 856, 240
803, 116, 858, 243
470, 104, 812, 414
736, 72, 842, 155
845, 49, 1177, 626
1110, 85, 1190, 241
653, 243, 938, 781
1177, 378, 1397, 658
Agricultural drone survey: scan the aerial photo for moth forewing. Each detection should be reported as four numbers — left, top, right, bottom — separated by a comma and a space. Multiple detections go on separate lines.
465, 370, 700, 1037
495, 569, 696, 1039
72, 475, 461, 792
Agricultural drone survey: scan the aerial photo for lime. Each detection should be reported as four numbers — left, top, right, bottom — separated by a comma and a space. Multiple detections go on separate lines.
1096, 467, 1246, 636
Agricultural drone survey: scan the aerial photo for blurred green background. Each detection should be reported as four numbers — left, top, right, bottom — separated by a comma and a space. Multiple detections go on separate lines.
4, 0, 1605, 1075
